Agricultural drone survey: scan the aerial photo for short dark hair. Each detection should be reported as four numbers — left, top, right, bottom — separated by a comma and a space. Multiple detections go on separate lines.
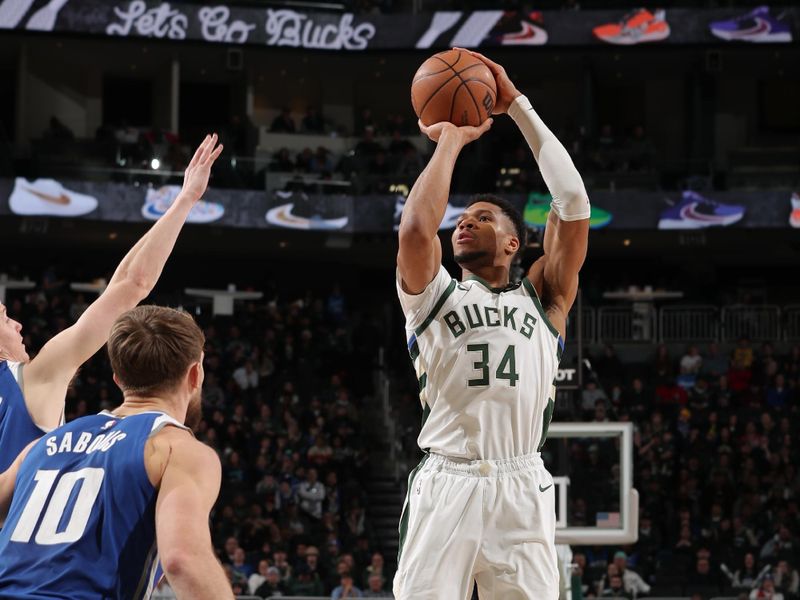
108, 305, 205, 396
466, 193, 528, 252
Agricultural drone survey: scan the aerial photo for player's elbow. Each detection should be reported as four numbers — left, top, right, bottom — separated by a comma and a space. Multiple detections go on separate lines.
398, 220, 432, 247
116, 273, 155, 303
160, 547, 204, 583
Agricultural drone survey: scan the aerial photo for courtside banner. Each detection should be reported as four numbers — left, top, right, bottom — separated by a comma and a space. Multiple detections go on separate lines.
0, 178, 796, 231
0, 1, 797, 48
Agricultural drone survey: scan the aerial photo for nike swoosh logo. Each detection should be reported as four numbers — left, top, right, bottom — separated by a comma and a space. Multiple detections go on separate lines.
266, 203, 348, 231
539, 483, 553, 492
25, 188, 70, 205
500, 20, 548, 45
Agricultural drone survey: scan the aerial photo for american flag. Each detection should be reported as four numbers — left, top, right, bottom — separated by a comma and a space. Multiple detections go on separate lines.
596, 512, 621, 528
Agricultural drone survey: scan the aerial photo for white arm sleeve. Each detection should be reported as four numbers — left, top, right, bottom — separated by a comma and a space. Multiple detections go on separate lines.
508, 95, 591, 222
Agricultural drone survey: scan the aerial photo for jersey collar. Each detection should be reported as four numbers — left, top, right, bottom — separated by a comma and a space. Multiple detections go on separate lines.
463, 274, 521, 294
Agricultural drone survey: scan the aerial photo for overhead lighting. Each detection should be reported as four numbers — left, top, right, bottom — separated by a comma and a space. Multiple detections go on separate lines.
623, 239, 631, 246
150, 158, 160, 170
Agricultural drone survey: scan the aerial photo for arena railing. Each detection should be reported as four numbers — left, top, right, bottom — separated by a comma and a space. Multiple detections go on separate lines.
721, 304, 782, 342
784, 305, 800, 341
597, 305, 657, 343
659, 305, 719, 343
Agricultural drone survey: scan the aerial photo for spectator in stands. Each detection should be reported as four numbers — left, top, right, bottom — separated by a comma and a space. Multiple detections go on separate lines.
302, 106, 325, 133
362, 573, 391, 597
363, 552, 388, 591
232, 359, 259, 390
653, 343, 675, 385
355, 127, 382, 159
681, 345, 703, 375
750, 576, 785, 600
298, 467, 326, 520
766, 374, 790, 408
688, 556, 722, 595
311, 146, 335, 175
613, 550, 651, 596
581, 380, 608, 418
772, 560, 799, 598
255, 566, 288, 597
601, 573, 630, 598
308, 434, 334, 466
296, 147, 314, 171
288, 563, 325, 596
248, 559, 271, 595
702, 342, 730, 379
305, 546, 326, 583
223, 536, 240, 563
271, 107, 296, 133
271, 147, 295, 171
597, 563, 620, 596
332, 573, 363, 599
760, 525, 796, 562
230, 546, 253, 579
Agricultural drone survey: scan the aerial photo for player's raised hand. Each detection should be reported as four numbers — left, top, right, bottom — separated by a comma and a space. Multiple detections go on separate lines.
418, 118, 492, 146
453, 48, 521, 115
180, 133, 224, 203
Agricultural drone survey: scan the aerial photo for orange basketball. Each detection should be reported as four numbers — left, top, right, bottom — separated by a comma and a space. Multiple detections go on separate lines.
411, 49, 497, 128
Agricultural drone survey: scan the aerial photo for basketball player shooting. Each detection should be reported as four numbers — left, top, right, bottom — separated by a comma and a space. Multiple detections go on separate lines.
394, 50, 590, 599
0, 134, 223, 472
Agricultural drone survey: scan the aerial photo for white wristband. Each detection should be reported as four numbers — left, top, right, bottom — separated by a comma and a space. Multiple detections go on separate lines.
508, 95, 590, 222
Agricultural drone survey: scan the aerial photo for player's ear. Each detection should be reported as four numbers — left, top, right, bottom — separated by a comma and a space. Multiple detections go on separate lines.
111, 373, 122, 391
187, 361, 203, 391
506, 233, 519, 256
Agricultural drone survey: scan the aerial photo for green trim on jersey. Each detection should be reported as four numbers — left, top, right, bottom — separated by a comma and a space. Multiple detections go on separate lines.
420, 401, 431, 428
464, 274, 522, 294
397, 453, 430, 564
537, 397, 555, 452
409, 339, 420, 361
521, 278, 560, 340
414, 278, 457, 336
418, 373, 427, 393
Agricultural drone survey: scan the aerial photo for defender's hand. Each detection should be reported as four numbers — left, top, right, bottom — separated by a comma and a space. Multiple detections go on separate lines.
454, 47, 522, 115
179, 133, 224, 204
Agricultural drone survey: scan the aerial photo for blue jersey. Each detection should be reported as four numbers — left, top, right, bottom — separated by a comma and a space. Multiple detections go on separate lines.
0, 410, 188, 599
0, 360, 49, 472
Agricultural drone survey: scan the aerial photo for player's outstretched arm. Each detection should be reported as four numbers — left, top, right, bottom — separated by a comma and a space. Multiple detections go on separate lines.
24, 135, 223, 429
155, 435, 233, 600
397, 119, 492, 294
0, 440, 35, 520
462, 48, 590, 339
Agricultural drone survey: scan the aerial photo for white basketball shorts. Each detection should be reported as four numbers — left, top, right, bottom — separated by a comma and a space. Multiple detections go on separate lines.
393, 452, 559, 600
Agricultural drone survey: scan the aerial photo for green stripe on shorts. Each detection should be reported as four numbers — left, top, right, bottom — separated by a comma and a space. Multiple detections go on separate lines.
397, 453, 430, 565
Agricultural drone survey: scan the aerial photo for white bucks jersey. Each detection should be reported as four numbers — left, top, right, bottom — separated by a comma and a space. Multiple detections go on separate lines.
397, 265, 563, 460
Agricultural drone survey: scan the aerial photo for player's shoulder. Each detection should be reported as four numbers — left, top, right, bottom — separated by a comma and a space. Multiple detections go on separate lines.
161, 428, 219, 469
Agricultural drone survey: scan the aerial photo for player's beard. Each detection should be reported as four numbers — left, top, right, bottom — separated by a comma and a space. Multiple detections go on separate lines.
184, 389, 203, 432
454, 249, 490, 266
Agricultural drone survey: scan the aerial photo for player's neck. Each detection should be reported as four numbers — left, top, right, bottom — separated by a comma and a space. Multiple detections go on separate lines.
112, 396, 185, 424
460, 265, 511, 291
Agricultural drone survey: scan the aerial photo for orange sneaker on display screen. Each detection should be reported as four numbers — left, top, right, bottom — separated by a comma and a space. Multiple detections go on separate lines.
593, 8, 671, 45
